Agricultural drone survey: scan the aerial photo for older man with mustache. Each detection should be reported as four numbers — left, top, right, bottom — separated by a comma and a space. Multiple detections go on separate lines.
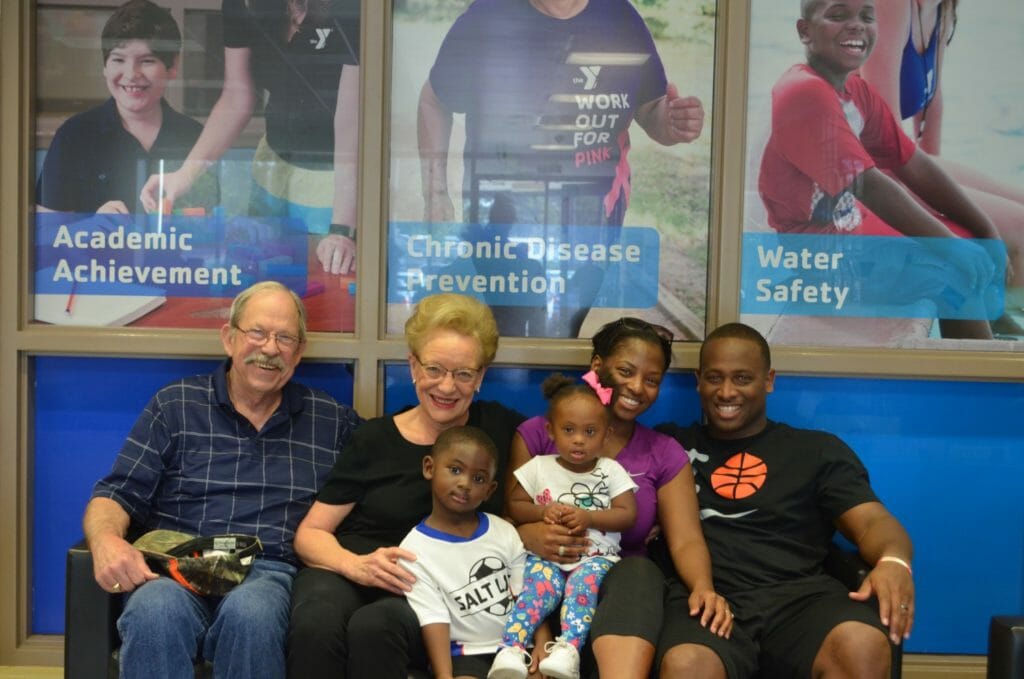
82, 280, 361, 679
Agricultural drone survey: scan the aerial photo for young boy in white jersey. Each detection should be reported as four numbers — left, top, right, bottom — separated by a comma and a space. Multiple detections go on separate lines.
400, 426, 527, 679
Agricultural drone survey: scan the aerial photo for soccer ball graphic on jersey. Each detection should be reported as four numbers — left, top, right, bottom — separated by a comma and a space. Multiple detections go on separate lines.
469, 556, 514, 616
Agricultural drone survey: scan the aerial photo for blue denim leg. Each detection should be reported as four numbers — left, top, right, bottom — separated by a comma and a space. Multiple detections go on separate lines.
205, 560, 296, 679
118, 576, 209, 679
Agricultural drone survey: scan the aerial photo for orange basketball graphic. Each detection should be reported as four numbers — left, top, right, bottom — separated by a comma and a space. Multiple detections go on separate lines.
710, 452, 767, 500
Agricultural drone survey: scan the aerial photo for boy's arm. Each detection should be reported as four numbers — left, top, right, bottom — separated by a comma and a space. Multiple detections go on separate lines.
421, 623, 454, 679
891, 150, 1000, 240
856, 162, 1006, 286
563, 491, 637, 533
851, 161, 987, 238
855, 165, 957, 238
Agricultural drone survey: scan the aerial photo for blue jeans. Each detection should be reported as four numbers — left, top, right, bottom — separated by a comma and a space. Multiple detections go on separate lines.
117, 559, 295, 679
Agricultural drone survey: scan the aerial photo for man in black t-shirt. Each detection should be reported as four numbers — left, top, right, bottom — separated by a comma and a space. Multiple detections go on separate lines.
655, 323, 915, 679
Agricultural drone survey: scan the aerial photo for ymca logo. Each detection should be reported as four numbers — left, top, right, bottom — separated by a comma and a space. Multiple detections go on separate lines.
312, 27, 332, 50
579, 65, 601, 90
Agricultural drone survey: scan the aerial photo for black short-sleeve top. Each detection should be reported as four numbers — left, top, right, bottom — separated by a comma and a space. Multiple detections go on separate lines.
317, 400, 524, 555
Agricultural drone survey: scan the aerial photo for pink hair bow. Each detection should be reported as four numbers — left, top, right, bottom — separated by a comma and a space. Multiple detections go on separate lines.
582, 370, 614, 406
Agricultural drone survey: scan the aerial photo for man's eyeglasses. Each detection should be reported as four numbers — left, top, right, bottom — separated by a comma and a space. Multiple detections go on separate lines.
616, 317, 674, 343
414, 356, 481, 384
235, 326, 304, 350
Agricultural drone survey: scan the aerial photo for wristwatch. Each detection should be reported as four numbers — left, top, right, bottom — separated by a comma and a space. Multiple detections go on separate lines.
328, 223, 357, 242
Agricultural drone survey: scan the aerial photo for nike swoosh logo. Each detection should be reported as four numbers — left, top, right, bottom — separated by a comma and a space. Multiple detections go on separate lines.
699, 508, 757, 521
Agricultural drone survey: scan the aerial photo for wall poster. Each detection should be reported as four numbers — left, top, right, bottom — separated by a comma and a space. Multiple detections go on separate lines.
740, 1, 1024, 350
386, 0, 717, 339
32, 0, 361, 332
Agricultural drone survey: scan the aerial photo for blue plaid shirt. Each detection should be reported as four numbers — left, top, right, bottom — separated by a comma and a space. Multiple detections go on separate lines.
92, 360, 362, 564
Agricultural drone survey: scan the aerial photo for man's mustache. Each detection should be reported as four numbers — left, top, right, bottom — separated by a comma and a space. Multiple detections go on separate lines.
245, 353, 286, 370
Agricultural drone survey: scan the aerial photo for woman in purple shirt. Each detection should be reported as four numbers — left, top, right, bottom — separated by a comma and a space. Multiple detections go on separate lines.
508, 318, 732, 678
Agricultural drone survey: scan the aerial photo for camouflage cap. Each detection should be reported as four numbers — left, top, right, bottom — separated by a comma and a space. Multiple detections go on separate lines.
132, 530, 263, 597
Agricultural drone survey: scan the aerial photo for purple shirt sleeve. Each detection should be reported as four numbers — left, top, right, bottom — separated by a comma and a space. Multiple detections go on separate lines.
516, 415, 557, 457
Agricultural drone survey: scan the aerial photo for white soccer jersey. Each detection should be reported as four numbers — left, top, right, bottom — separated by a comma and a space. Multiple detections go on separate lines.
400, 513, 526, 656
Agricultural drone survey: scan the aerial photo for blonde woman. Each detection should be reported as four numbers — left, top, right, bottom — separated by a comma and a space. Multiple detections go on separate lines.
289, 294, 525, 678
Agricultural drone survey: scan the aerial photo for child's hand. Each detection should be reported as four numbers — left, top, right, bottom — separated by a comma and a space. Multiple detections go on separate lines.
561, 508, 592, 533
542, 503, 571, 525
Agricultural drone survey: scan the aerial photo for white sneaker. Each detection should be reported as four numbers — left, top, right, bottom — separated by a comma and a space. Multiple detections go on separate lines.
488, 645, 531, 679
538, 638, 580, 679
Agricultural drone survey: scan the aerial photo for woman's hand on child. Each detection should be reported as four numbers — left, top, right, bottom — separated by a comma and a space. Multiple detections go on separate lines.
347, 546, 417, 594
520, 521, 588, 565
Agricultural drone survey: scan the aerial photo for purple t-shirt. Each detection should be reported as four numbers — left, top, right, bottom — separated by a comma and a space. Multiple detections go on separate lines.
517, 415, 689, 556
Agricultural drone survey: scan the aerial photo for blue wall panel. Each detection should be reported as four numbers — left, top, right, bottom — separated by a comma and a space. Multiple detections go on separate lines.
32, 356, 354, 635
767, 375, 1024, 654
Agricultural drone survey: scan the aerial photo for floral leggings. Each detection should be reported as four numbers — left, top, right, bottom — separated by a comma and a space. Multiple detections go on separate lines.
501, 554, 614, 650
